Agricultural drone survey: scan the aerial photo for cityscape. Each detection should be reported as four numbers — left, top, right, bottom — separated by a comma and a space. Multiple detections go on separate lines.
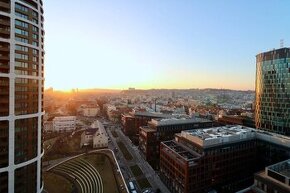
0, 1, 290, 193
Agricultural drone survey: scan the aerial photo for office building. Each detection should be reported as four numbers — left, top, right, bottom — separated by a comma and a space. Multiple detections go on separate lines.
160, 126, 290, 193
121, 111, 171, 140
253, 159, 290, 193
0, 0, 45, 193
52, 116, 76, 132
218, 115, 255, 128
255, 48, 290, 135
139, 117, 213, 169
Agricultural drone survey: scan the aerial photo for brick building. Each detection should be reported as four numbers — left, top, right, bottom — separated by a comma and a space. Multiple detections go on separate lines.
139, 117, 213, 169
160, 126, 290, 193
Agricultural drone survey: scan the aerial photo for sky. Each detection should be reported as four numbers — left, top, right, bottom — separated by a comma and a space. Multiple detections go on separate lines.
44, 0, 290, 91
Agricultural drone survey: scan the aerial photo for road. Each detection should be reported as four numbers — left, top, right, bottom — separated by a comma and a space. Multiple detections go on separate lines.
107, 124, 170, 193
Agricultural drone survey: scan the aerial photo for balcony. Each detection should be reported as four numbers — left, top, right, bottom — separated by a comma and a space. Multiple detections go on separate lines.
0, 19, 10, 26
0, 89, 9, 95
0, 46, 9, 52
0, 2, 11, 13
0, 54, 9, 60
0, 108, 9, 117
0, 64, 9, 73
0, 28, 10, 39
0, 27, 9, 33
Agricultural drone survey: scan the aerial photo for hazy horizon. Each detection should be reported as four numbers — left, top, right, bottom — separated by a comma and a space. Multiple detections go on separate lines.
46, 87, 255, 93
44, 0, 290, 91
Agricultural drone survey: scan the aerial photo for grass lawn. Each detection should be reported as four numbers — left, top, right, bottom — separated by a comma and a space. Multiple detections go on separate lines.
44, 132, 82, 161
137, 178, 151, 190
43, 172, 73, 193
130, 165, 143, 177
82, 154, 119, 193
111, 130, 118, 138
117, 141, 133, 161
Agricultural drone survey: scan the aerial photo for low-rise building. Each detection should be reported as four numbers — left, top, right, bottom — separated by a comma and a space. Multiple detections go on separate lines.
82, 107, 100, 117
121, 111, 171, 142
44, 121, 53, 132
218, 115, 255, 128
80, 121, 108, 148
80, 128, 98, 148
53, 116, 76, 132
92, 121, 108, 148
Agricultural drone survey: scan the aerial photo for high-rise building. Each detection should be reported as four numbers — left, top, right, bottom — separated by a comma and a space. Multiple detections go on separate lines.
255, 48, 290, 135
0, 0, 45, 193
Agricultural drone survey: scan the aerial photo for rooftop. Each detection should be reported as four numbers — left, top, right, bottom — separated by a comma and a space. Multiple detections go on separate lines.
84, 128, 98, 135
132, 111, 171, 118
53, 116, 76, 121
162, 140, 200, 162
180, 125, 256, 148
178, 125, 290, 148
255, 159, 290, 190
268, 159, 290, 179
140, 126, 156, 133
256, 47, 290, 62
150, 117, 211, 126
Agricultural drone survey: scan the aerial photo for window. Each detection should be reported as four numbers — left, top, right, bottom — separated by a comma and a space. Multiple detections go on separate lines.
15, 45, 28, 52
32, 11, 38, 18
32, 26, 38, 32
32, 41, 38, 46
15, 11, 28, 20
15, 3, 29, 12
33, 49, 38, 55
15, 28, 28, 36
15, 78, 28, 84
15, 69, 28, 75
32, 34, 38, 40
15, 53, 28, 60
15, 37, 28, 44
15, 20, 28, 28
33, 56, 38, 62
32, 19, 38, 24
15, 61, 28, 68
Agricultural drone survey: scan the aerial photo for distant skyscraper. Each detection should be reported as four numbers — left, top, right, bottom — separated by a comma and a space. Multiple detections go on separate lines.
255, 48, 290, 135
0, 0, 45, 193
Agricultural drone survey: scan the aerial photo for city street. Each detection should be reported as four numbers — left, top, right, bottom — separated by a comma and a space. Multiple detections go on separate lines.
106, 123, 170, 193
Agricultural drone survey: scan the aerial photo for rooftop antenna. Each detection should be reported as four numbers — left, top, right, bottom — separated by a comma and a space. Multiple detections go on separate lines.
280, 39, 284, 48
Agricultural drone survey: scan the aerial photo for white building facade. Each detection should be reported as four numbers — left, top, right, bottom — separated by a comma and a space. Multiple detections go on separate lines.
53, 116, 76, 132
0, 0, 45, 193
92, 121, 108, 148
82, 107, 100, 117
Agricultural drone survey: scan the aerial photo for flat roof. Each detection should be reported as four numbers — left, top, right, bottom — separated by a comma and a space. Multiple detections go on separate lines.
132, 111, 171, 118
184, 125, 254, 140
255, 159, 290, 190
140, 126, 156, 133
268, 159, 290, 178
53, 116, 76, 120
179, 125, 290, 148
150, 117, 211, 126
180, 125, 256, 148
162, 140, 200, 161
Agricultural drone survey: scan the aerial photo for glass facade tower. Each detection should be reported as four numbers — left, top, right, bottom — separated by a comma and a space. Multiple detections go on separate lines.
0, 0, 45, 193
255, 48, 290, 135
